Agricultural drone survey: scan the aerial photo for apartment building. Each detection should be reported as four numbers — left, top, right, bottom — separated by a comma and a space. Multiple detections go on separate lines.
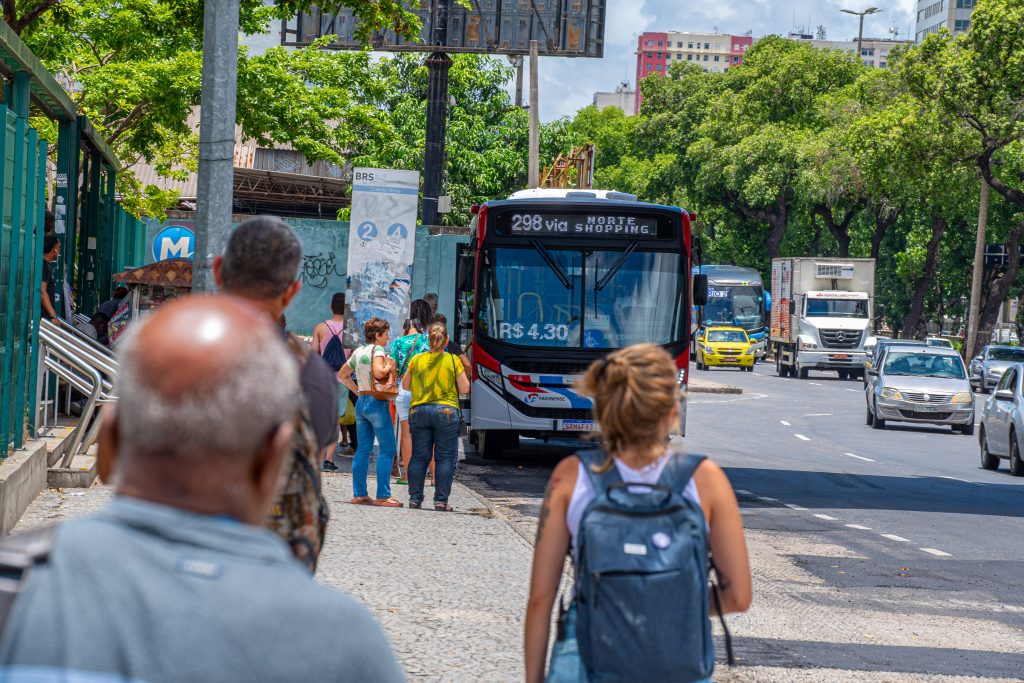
788, 33, 912, 69
915, 0, 976, 43
634, 30, 754, 111
593, 82, 637, 116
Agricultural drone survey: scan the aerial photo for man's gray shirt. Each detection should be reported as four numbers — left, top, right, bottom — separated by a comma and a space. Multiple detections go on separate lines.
0, 498, 405, 682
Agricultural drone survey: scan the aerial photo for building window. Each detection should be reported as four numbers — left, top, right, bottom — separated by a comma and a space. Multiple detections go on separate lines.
658, 41, 663, 46
733, 56, 740, 62
676, 53, 682, 59
645, 40, 653, 46
956, 0, 976, 7
655, 64, 662, 71
703, 55, 709, 61
647, 52, 652, 58
688, 42, 694, 49
687, 54, 693, 60
656, 52, 662, 58
879, 61, 887, 69
714, 55, 720, 62
861, 48, 874, 56
646, 64, 652, 70
677, 41, 683, 47
704, 42, 710, 49
954, 19, 971, 31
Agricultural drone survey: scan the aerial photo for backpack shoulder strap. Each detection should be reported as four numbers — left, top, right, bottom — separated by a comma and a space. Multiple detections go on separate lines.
576, 448, 623, 495
0, 526, 56, 638
658, 453, 707, 493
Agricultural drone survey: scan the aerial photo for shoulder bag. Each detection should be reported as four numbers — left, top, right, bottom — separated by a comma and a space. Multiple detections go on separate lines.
370, 345, 399, 401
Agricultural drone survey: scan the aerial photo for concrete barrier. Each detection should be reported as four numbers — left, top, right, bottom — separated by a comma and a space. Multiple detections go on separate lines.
0, 439, 47, 534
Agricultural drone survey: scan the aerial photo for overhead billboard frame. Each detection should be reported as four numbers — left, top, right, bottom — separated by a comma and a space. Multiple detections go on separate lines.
280, 0, 606, 58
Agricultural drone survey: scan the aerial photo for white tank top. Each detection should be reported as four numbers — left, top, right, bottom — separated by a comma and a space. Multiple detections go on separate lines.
566, 454, 702, 560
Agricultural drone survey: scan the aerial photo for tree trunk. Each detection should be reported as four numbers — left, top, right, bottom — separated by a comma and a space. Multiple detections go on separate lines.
812, 204, 858, 258
765, 193, 789, 259
809, 213, 823, 256
977, 221, 1024, 350
870, 205, 899, 261
901, 215, 947, 337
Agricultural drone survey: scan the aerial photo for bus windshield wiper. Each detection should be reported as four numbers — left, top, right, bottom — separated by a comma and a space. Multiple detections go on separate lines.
596, 242, 639, 291
530, 239, 573, 289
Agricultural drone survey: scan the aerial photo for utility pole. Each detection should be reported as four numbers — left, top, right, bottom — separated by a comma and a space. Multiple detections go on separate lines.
967, 178, 991, 359
513, 56, 524, 108
841, 6, 881, 64
528, 40, 540, 189
421, 0, 451, 228
194, 0, 241, 293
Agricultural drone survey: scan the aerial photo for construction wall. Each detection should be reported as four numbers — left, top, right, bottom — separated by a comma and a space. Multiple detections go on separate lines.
142, 218, 469, 336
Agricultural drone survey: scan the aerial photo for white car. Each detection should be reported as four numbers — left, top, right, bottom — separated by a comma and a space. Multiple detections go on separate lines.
979, 362, 1024, 475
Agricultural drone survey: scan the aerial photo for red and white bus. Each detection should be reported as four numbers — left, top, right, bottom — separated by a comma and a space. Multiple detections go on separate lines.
455, 189, 703, 459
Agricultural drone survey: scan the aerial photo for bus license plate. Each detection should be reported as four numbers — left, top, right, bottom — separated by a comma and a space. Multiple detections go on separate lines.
560, 420, 595, 432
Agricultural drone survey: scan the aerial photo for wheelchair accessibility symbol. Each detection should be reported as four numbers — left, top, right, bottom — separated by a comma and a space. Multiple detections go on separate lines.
357, 221, 378, 239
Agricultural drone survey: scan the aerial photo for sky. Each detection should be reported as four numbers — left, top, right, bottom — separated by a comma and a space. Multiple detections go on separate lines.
535, 0, 918, 122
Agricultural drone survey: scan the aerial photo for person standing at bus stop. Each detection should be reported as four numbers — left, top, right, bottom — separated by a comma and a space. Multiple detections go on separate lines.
40, 235, 61, 322
391, 298, 434, 486
402, 323, 470, 511
338, 318, 403, 507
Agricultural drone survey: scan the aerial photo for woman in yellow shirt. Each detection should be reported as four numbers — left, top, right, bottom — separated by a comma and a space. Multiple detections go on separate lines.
402, 322, 471, 510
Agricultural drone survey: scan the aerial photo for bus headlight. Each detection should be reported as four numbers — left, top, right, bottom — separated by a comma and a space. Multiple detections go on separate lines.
477, 364, 503, 391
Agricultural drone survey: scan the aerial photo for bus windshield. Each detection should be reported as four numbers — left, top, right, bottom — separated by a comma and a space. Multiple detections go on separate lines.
701, 285, 765, 330
806, 298, 868, 318
478, 247, 686, 349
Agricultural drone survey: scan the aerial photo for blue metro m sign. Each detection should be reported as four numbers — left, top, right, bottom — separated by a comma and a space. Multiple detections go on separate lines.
152, 225, 195, 262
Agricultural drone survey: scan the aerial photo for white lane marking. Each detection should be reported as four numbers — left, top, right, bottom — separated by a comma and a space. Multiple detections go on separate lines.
780, 420, 791, 426
784, 503, 808, 510
794, 434, 811, 441
735, 489, 752, 496
805, 413, 833, 417
881, 534, 911, 543
846, 524, 872, 530
844, 452, 876, 462
844, 388, 861, 393
814, 514, 837, 520
920, 547, 952, 557
757, 496, 778, 502
939, 475, 971, 483
809, 382, 822, 386
689, 393, 770, 405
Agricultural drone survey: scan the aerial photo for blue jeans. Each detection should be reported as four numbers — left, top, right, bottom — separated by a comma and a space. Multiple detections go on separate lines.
352, 395, 397, 499
408, 403, 461, 506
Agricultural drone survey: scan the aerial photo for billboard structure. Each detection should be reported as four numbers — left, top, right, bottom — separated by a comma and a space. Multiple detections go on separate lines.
281, 0, 606, 58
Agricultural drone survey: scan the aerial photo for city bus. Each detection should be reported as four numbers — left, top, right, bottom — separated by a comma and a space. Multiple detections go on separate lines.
454, 189, 704, 459
692, 265, 768, 359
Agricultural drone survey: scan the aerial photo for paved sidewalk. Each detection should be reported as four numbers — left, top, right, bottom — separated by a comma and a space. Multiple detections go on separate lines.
13, 467, 541, 682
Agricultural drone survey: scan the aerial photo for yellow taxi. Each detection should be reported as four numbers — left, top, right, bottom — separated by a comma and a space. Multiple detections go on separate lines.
696, 326, 755, 372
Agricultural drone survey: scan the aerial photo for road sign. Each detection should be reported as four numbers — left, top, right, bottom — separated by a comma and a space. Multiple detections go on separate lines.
281, 1, 606, 58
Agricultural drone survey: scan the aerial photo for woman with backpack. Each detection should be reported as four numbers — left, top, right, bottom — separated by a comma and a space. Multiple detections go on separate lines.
401, 322, 470, 511
337, 317, 403, 508
312, 292, 355, 469
524, 344, 751, 683
390, 298, 435, 486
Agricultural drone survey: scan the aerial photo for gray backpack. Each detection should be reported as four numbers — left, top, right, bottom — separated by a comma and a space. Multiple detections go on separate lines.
574, 449, 733, 682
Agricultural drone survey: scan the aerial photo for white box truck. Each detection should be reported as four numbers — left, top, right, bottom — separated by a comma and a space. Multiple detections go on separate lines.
770, 258, 876, 380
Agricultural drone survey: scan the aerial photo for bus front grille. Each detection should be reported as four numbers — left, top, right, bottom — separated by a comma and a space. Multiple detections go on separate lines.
504, 359, 593, 376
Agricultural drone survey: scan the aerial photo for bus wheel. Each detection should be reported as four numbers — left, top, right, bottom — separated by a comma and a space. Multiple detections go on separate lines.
478, 430, 519, 460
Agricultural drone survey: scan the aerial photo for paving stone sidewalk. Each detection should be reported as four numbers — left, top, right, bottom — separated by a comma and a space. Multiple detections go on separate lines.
14, 465, 539, 682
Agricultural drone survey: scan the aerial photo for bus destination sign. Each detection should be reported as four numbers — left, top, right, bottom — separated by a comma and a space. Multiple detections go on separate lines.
506, 213, 661, 238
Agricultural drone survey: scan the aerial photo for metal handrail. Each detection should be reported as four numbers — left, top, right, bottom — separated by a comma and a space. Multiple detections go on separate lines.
37, 319, 118, 467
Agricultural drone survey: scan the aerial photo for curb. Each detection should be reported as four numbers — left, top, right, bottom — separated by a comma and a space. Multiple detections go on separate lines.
689, 385, 743, 395
452, 477, 537, 549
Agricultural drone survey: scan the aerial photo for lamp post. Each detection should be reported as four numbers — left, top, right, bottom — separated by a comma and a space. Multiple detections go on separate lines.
841, 6, 881, 64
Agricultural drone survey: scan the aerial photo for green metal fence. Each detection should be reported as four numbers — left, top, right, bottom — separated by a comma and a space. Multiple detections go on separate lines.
0, 88, 47, 454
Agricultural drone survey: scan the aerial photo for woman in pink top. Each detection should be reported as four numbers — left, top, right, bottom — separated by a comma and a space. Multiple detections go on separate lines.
312, 293, 354, 465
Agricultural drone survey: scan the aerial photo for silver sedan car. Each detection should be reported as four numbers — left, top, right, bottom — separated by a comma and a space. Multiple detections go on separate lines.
978, 363, 1024, 475
969, 345, 1024, 393
865, 347, 974, 434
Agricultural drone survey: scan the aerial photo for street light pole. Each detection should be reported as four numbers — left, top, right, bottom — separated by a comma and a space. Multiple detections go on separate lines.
841, 6, 881, 64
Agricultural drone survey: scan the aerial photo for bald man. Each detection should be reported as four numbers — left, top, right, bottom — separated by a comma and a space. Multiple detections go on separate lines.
0, 296, 404, 682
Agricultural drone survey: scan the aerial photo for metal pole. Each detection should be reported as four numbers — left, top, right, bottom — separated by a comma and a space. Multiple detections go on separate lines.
857, 15, 865, 63
194, 0, 241, 293
514, 56, 524, 108
421, 0, 451, 228
967, 178, 990, 359
528, 40, 540, 189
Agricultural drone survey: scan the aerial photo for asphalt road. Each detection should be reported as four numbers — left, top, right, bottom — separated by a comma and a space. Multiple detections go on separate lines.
459, 361, 1024, 680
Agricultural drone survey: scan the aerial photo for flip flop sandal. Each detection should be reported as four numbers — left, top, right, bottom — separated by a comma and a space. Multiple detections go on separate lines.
409, 502, 422, 509
434, 504, 453, 512
372, 498, 404, 508
394, 478, 408, 485
349, 497, 373, 505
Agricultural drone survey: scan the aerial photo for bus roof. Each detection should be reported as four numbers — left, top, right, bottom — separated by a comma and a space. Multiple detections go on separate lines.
508, 188, 639, 201
692, 264, 764, 284
486, 196, 685, 215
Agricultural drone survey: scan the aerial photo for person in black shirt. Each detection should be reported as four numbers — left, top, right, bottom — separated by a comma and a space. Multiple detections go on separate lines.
41, 235, 60, 322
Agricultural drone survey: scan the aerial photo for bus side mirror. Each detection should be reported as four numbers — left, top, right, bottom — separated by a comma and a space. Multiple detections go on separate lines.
456, 251, 475, 292
692, 274, 709, 306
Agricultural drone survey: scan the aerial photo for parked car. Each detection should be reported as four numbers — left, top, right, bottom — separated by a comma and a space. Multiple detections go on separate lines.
969, 345, 1024, 393
925, 337, 954, 349
863, 339, 927, 387
695, 326, 755, 372
978, 363, 1024, 475
865, 346, 974, 434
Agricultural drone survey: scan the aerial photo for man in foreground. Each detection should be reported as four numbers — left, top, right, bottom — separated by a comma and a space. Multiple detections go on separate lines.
213, 216, 338, 571
0, 296, 405, 682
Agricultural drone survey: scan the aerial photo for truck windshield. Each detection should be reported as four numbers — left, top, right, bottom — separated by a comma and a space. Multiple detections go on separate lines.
701, 285, 765, 330
478, 247, 685, 349
806, 299, 868, 318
